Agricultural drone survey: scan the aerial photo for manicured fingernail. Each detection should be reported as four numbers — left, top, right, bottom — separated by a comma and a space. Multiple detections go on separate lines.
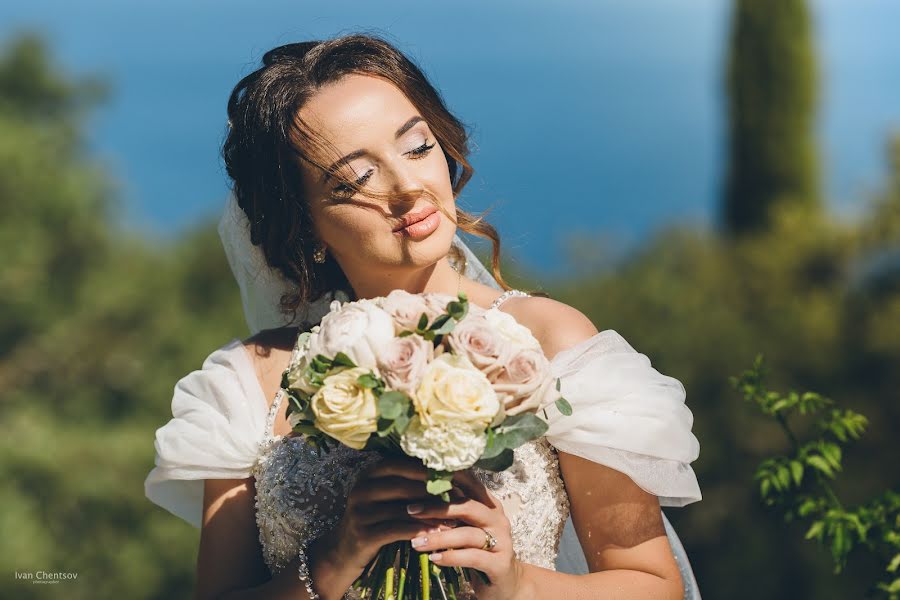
429, 553, 442, 561
411, 536, 427, 548
428, 527, 440, 533
406, 503, 423, 514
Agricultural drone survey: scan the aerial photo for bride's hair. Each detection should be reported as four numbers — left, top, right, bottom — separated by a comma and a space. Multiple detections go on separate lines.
222, 31, 512, 317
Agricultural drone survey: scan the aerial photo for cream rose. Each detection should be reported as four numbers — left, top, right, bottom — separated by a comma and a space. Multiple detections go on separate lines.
400, 416, 487, 472
381, 289, 439, 334
446, 314, 512, 382
493, 347, 555, 415
308, 299, 394, 369
377, 334, 433, 394
414, 353, 500, 428
310, 367, 378, 450
483, 308, 542, 351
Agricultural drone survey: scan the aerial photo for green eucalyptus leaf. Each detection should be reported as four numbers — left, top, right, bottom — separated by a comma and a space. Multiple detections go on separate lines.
555, 396, 573, 416
356, 373, 381, 389
394, 411, 411, 434
427, 478, 453, 496
494, 413, 549, 447
378, 391, 408, 419
474, 447, 514, 471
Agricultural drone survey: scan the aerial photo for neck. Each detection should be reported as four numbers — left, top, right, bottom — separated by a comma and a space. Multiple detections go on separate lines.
345, 256, 463, 300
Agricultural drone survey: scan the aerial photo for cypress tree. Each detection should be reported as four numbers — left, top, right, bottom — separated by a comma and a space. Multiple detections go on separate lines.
722, 0, 821, 235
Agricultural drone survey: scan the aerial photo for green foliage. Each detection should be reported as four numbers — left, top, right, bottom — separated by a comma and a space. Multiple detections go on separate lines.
733, 355, 899, 597
723, 0, 822, 235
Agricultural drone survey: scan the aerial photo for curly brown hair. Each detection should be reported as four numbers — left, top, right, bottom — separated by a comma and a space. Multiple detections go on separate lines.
221, 32, 512, 323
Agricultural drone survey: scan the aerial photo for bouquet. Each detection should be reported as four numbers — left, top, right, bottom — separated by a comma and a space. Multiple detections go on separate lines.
281, 289, 572, 599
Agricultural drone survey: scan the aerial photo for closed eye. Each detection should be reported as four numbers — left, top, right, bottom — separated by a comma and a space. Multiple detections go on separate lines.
329, 139, 436, 199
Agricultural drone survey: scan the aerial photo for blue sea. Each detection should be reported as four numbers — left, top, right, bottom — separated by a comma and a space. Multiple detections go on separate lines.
2, 0, 898, 273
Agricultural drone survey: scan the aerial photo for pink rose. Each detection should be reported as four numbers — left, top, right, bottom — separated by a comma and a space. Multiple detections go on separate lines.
493, 347, 555, 415
381, 290, 439, 334
446, 314, 512, 382
377, 335, 434, 394
422, 292, 458, 317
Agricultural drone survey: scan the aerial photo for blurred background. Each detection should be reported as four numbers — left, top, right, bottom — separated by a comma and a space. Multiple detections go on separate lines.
1, 0, 898, 598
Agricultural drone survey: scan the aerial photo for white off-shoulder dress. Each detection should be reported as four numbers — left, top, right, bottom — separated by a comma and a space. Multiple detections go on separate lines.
145, 292, 703, 598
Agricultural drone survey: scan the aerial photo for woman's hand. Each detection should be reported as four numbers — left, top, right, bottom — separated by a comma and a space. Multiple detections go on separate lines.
307, 455, 455, 599
405, 469, 528, 600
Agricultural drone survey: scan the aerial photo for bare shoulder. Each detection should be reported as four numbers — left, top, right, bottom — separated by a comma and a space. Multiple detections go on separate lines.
502, 295, 599, 361
240, 326, 301, 409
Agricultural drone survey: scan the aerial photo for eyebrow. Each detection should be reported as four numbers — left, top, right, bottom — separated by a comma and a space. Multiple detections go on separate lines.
320, 115, 425, 184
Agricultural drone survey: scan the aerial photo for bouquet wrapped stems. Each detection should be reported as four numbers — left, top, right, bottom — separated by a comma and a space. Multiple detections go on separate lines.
353, 539, 488, 600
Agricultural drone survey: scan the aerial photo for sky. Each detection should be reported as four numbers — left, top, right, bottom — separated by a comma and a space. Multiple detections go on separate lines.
1, 0, 898, 273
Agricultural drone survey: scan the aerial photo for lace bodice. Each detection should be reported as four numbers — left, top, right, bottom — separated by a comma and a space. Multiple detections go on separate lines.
250, 291, 571, 585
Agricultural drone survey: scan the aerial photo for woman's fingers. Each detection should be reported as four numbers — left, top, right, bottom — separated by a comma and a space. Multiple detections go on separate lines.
407, 497, 494, 528
362, 456, 429, 482
409, 525, 493, 554
354, 500, 414, 525
450, 469, 495, 507
426, 548, 497, 580
351, 476, 428, 504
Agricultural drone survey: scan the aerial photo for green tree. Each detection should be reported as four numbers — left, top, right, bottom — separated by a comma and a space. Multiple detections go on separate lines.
722, 0, 822, 236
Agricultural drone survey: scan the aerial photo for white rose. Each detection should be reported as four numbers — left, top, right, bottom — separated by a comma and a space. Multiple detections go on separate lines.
377, 335, 434, 393
400, 415, 487, 472
415, 353, 500, 429
310, 367, 378, 450
308, 299, 395, 369
483, 308, 542, 351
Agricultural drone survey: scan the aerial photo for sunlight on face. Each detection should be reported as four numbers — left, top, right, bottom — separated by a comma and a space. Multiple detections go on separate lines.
295, 73, 457, 279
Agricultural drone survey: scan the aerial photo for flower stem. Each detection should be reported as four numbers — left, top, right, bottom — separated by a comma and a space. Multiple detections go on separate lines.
420, 553, 430, 600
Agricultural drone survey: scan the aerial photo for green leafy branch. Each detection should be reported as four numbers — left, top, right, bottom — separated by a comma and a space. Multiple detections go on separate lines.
732, 354, 899, 598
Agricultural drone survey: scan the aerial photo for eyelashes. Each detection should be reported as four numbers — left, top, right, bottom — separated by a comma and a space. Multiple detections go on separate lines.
330, 140, 436, 200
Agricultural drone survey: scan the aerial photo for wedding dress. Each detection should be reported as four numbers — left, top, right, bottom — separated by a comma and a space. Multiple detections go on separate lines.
144, 290, 703, 598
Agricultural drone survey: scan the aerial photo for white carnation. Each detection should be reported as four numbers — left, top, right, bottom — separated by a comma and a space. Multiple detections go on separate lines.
400, 416, 487, 472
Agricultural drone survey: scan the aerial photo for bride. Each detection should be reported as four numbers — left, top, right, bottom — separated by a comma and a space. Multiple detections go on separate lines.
144, 33, 702, 599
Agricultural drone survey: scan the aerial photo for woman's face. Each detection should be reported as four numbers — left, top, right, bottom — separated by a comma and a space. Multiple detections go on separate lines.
295, 73, 457, 285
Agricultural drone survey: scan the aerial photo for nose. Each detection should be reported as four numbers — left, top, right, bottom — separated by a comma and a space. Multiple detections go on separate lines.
384, 157, 424, 204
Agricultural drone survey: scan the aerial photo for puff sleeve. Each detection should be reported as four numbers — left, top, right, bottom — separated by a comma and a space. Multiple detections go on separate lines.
545, 330, 702, 507
144, 338, 270, 528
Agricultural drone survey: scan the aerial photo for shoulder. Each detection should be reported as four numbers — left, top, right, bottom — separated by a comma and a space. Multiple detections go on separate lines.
502, 295, 599, 361
241, 326, 301, 409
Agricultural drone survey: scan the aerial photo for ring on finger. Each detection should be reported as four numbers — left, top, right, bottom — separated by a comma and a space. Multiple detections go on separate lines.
479, 527, 497, 550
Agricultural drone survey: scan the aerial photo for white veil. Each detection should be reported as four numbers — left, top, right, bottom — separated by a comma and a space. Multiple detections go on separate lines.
216, 190, 642, 580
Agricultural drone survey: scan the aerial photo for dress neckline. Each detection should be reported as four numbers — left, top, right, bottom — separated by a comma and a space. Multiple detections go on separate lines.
490, 289, 530, 310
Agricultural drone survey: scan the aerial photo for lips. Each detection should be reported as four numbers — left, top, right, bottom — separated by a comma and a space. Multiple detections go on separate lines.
393, 206, 439, 232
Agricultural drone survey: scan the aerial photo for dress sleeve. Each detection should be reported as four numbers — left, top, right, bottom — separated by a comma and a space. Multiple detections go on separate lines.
545, 330, 702, 507
143, 338, 270, 528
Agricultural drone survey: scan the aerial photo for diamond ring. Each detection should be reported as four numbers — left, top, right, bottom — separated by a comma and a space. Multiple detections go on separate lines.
480, 527, 497, 551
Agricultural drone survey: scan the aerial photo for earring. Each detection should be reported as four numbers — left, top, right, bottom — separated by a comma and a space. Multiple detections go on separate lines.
312, 244, 327, 264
